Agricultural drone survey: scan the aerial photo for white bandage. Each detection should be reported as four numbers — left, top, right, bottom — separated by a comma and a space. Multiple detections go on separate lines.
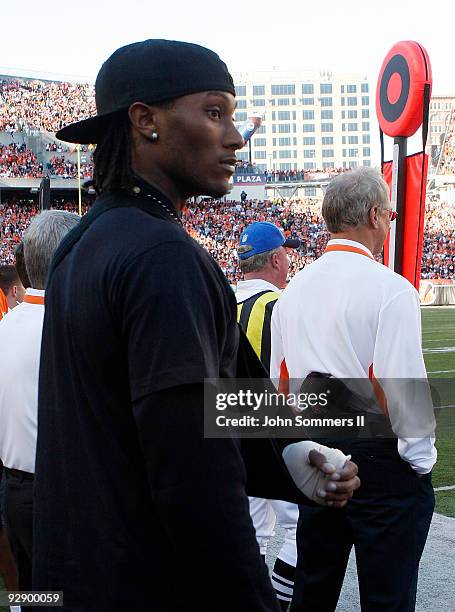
282, 441, 350, 505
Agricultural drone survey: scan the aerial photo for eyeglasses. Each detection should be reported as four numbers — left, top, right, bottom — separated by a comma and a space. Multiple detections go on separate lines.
384, 208, 398, 221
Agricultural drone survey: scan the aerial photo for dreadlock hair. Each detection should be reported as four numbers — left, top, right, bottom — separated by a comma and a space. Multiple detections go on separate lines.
92, 110, 134, 195
92, 100, 176, 195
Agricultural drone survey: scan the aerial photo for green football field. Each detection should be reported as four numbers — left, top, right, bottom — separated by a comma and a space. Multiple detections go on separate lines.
421, 306, 455, 518
1, 307, 454, 608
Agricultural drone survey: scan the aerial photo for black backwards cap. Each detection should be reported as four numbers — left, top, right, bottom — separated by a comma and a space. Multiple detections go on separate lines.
56, 39, 236, 144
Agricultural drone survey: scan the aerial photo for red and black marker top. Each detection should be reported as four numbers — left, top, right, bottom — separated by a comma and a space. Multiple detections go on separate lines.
376, 41, 432, 138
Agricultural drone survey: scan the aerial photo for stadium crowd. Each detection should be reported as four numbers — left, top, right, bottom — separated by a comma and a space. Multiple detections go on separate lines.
0, 143, 43, 178
438, 110, 455, 174
1, 195, 454, 282
0, 78, 95, 134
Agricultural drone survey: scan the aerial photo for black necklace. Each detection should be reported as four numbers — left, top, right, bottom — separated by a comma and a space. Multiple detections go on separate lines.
131, 185, 182, 225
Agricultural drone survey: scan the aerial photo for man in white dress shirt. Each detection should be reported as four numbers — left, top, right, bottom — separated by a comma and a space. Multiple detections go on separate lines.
0, 210, 79, 592
271, 167, 436, 611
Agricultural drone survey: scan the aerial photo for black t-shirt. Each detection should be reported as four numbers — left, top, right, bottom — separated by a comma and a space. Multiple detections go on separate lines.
33, 186, 281, 611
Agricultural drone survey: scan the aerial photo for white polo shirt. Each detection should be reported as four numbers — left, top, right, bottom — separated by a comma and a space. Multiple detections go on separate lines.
0, 288, 44, 473
271, 239, 436, 474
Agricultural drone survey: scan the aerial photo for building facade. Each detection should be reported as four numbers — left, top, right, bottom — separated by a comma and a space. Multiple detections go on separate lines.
232, 69, 372, 173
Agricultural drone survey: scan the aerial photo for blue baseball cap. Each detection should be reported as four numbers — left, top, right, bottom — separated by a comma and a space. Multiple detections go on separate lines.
237, 222, 301, 260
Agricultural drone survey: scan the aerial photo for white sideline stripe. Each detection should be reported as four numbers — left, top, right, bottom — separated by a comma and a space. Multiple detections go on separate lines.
434, 485, 455, 492
423, 347, 455, 354
428, 369, 455, 374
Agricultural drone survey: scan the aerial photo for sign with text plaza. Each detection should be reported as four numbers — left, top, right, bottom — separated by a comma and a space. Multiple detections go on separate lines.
233, 174, 266, 184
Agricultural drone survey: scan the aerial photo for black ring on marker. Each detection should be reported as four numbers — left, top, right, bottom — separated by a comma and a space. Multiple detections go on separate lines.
379, 54, 410, 123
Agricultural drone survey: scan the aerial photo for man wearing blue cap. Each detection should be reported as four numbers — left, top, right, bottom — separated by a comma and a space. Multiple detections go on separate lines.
237, 222, 300, 609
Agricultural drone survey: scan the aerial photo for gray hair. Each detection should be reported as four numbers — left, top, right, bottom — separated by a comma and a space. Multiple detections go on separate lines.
238, 247, 280, 274
322, 167, 390, 233
23, 210, 80, 289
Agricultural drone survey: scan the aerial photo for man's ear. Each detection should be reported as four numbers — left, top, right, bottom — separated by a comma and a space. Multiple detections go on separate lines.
369, 206, 380, 229
128, 102, 160, 142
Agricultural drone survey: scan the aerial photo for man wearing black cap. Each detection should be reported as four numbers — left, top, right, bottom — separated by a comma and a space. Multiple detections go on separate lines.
33, 40, 360, 611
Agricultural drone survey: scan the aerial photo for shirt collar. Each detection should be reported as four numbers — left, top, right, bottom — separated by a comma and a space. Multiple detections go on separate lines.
236, 278, 280, 302
327, 239, 374, 259
26, 288, 45, 297
129, 175, 181, 223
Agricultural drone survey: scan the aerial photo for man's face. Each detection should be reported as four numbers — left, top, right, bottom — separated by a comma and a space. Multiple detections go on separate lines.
151, 91, 244, 199
276, 246, 290, 289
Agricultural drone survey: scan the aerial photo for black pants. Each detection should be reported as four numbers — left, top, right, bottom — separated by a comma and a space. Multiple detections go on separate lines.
3, 469, 34, 591
291, 440, 434, 612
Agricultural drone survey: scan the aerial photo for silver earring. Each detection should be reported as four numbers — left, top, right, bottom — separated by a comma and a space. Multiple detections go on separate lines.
151, 131, 159, 142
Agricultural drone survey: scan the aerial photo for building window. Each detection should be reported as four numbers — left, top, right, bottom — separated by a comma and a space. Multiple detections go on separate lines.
304, 162, 316, 169
272, 84, 295, 95
322, 162, 334, 170
304, 150, 316, 158
362, 122, 370, 131
321, 123, 333, 132
362, 109, 369, 118
303, 124, 315, 132
320, 97, 333, 107
256, 125, 266, 134
322, 149, 334, 157
254, 138, 267, 147
361, 83, 369, 93
321, 110, 333, 119
347, 97, 358, 106
347, 84, 357, 93
302, 84, 314, 94
348, 110, 357, 119
255, 163, 267, 171
341, 97, 345, 106
235, 112, 247, 122
322, 136, 333, 145
252, 99, 266, 106
347, 123, 358, 131
253, 85, 265, 96
302, 97, 314, 105
278, 111, 291, 120
254, 150, 267, 159
349, 148, 358, 157
279, 150, 292, 158
237, 151, 249, 161
362, 96, 369, 106
363, 160, 371, 167
320, 83, 332, 94
278, 137, 291, 146
236, 99, 247, 109
362, 134, 370, 144
303, 110, 314, 120
235, 85, 246, 96
279, 163, 293, 170
363, 147, 371, 157
278, 124, 291, 133
348, 136, 358, 144
278, 98, 290, 106
303, 137, 316, 145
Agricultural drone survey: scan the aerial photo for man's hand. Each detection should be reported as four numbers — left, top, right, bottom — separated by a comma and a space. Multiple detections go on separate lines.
309, 449, 360, 508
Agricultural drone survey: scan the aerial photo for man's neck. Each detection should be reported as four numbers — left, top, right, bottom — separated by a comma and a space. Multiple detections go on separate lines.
330, 231, 377, 255
243, 273, 280, 289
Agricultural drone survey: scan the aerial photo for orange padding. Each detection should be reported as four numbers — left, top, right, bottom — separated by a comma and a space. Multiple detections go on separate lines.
369, 365, 388, 417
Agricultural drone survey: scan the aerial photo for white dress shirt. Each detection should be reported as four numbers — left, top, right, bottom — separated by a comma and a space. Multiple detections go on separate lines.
0, 288, 44, 473
271, 239, 437, 474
